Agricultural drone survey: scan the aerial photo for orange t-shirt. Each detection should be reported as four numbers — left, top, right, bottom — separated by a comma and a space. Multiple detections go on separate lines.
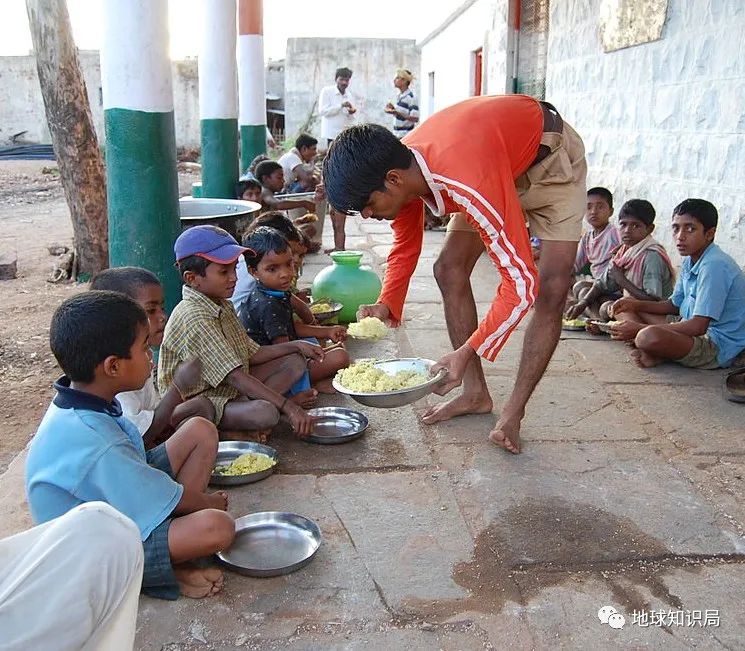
378, 94, 543, 362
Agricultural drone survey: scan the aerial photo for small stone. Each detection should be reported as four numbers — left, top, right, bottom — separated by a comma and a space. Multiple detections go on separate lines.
420, 622, 435, 631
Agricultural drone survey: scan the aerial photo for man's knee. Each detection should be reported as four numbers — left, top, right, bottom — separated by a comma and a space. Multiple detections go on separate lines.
250, 399, 281, 429
433, 254, 468, 292
536, 272, 572, 311
197, 510, 235, 550
635, 325, 666, 351
282, 352, 307, 383
192, 396, 216, 423
182, 415, 219, 449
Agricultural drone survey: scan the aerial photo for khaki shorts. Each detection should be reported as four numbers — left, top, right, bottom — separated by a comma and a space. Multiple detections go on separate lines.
447, 121, 587, 242
677, 333, 721, 369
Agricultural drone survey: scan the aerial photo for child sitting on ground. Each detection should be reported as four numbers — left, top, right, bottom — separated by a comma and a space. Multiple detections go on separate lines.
25, 290, 234, 600
90, 267, 215, 449
239, 227, 350, 394
159, 225, 322, 437
232, 212, 317, 319
609, 199, 745, 369
235, 177, 262, 204
254, 160, 317, 213
566, 199, 674, 323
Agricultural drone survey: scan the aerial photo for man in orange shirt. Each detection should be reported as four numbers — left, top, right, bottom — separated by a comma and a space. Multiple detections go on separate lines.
323, 95, 586, 454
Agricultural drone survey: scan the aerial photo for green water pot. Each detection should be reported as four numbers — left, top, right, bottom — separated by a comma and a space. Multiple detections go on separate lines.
311, 251, 382, 324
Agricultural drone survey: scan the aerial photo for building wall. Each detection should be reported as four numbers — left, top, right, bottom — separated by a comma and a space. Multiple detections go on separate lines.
284, 38, 420, 143
0, 52, 201, 148
546, 0, 745, 258
419, 0, 510, 120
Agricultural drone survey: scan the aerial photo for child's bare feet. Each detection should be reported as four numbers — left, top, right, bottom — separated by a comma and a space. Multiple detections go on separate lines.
220, 428, 271, 444
175, 566, 225, 598
314, 378, 336, 394
488, 415, 521, 454
290, 389, 318, 408
630, 348, 662, 368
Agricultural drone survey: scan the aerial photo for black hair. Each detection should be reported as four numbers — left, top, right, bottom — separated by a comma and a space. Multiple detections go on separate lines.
243, 226, 290, 270
90, 266, 161, 300
673, 198, 718, 230
235, 178, 261, 199
295, 133, 318, 150
248, 154, 270, 174
255, 160, 282, 184
618, 199, 656, 226
323, 124, 414, 214
176, 255, 211, 277
50, 291, 147, 383
244, 211, 301, 243
587, 186, 613, 209
335, 67, 352, 79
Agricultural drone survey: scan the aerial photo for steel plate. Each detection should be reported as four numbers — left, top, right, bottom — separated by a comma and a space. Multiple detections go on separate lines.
209, 441, 278, 486
305, 407, 369, 444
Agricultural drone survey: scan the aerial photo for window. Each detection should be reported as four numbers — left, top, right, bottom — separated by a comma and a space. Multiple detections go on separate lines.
472, 48, 483, 96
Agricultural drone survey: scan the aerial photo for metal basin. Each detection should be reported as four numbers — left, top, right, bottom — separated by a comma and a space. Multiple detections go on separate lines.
218, 511, 322, 577
332, 358, 447, 408
305, 407, 368, 444
309, 299, 343, 323
179, 197, 261, 240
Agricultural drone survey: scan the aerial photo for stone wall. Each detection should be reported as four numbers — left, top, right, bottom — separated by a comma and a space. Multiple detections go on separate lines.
546, 0, 745, 258
284, 38, 420, 142
0, 52, 201, 148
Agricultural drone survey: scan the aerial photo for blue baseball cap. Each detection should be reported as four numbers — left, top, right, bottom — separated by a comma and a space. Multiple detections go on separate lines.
174, 225, 248, 264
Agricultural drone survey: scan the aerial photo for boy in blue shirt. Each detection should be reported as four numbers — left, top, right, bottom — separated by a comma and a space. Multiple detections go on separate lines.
25, 291, 235, 600
609, 199, 745, 368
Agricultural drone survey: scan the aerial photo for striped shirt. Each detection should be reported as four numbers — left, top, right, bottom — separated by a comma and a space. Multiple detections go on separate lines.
379, 95, 544, 362
158, 285, 259, 402
393, 88, 419, 138
573, 223, 621, 278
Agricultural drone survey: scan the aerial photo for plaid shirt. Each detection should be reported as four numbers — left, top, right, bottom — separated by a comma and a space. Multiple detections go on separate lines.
158, 285, 260, 402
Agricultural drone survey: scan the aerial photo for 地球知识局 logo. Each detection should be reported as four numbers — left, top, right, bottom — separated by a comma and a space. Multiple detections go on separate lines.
598, 606, 626, 629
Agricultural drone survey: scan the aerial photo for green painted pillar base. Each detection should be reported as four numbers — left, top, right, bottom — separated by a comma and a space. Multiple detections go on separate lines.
201, 118, 239, 198
240, 124, 266, 175
105, 108, 182, 311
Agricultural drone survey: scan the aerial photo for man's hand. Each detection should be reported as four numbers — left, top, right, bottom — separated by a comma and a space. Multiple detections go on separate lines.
610, 297, 639, 318
609, 320, 642, 341
283, 401, 317, 438
565, 300, 587, 320
342, 101, 352, 109
313, 184, 326, 203
206, 491, 228, 511
430, 345, 475, 395
384, 102, 395, 114
357, 303, 393, 326
172, 358, 202, 398
292, 340, 324, 362
325, 325, 348, 343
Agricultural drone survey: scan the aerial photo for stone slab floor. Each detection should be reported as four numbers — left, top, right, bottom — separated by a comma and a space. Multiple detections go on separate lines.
2, 219, 744, 650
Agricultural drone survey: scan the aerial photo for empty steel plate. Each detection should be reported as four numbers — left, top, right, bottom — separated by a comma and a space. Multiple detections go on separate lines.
305, 407, 369, 444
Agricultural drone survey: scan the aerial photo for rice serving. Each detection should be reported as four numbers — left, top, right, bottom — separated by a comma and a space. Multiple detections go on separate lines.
310, 301, 335, 314
347, 317, 388, 340
214, 452, 276, 476
336, 361, 428, 393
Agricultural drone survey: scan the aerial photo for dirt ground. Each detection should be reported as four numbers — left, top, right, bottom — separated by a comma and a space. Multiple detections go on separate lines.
0, 160, 200, 473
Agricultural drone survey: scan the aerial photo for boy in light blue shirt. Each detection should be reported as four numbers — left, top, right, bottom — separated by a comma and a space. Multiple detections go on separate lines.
25, 291, 235, 600
608, 199, 745, 368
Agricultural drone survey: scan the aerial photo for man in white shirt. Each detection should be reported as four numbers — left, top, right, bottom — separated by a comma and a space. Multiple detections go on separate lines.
318, 67, 357, 146
278, 133, 319, 193
385, 68, 420, 139
318, 67, 356, 251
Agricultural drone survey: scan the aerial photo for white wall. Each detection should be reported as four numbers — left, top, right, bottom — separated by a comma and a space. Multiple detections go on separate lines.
546, 0, 745, 259
284, 38, 420, 143
419, 0, 510, 120
0, 52, 201, 148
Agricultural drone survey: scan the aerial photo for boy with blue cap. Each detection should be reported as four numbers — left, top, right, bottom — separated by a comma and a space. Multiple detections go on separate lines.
159, 225, 321, 438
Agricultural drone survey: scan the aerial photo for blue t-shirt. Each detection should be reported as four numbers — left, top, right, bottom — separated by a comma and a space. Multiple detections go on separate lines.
25, 378, 183, 539
670, 244, 745, 367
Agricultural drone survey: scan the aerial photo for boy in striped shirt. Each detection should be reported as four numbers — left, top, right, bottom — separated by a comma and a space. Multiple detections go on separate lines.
385, 69, 419, 138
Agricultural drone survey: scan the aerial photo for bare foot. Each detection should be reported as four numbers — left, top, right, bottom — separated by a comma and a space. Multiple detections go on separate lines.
630, 348, 662, 368
314, 378, 336, 394
175, 566, 225, 598
488, 417, 521, 454
290, 388, 318, 408
219, 428, 271, 444
421, 392, 493, 425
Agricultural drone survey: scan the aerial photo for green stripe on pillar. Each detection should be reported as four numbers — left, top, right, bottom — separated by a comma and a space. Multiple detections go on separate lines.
201, 118, 239, 198
105, 107, 183, 311
240, 124, 266, 175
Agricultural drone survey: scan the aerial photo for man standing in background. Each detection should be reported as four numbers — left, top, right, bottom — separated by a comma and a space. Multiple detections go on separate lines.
385, 69, 419, 138
318, 67, 357, 252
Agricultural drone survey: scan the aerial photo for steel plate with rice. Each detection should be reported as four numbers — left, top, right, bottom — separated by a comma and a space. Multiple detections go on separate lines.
210, 441, 278, 486
217, 512, 322, 577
